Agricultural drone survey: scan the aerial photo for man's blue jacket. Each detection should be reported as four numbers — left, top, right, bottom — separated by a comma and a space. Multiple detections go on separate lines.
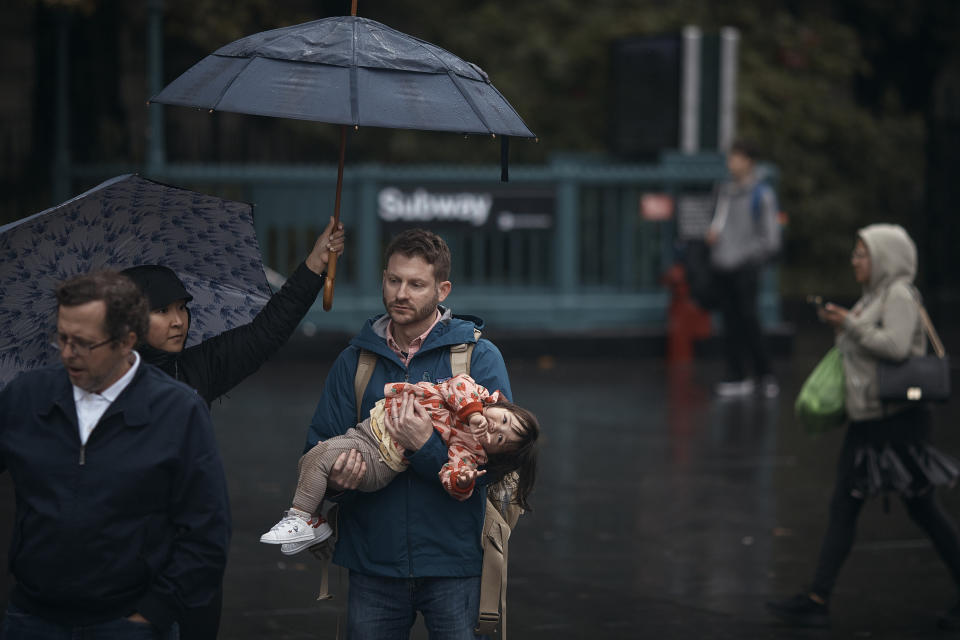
306, 308, 512, 578
0, 361, 231, 630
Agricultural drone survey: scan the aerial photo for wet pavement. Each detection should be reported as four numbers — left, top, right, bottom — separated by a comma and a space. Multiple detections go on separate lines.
4, 325, 960, 638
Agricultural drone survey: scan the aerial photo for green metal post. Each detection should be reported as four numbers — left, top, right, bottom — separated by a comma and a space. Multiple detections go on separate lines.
357, 166, 380, 290
555, 175, 579, 295
146, 0, 166, 176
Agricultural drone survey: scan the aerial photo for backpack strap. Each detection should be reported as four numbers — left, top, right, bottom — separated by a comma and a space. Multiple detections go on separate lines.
475, 498, 511, 637
355, 349, 378, 424
449, 327, 481, 377
476, 471, 523, 637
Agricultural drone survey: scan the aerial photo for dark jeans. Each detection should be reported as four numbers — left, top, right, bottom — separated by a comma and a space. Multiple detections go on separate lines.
810, 412, 960, 599
714, 266, 771, 381
346, 572, 486, 640
0, 604, 179, 640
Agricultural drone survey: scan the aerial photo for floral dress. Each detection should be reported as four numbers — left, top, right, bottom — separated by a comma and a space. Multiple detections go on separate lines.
383, 374, 502, 499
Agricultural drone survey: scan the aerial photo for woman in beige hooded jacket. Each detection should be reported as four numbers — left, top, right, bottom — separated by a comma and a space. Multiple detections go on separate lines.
767, 224, 960, 630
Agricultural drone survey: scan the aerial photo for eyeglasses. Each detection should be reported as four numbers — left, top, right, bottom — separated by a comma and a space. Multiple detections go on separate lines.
851, 250, 869, 261
49, 333, 115, 356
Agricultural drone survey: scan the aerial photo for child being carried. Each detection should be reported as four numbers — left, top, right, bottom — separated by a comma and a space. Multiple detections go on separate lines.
261, 374, 539, 553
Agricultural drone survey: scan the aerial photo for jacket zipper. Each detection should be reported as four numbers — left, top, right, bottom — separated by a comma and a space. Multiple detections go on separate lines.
78, 445, 85, 465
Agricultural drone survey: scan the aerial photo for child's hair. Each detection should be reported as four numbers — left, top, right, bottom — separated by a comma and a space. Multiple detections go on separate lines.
482, 398, 539, 512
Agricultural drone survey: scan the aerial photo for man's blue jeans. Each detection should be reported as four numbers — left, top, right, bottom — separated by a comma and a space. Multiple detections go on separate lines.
347, 572, 487, 640
1, 603, 179, 640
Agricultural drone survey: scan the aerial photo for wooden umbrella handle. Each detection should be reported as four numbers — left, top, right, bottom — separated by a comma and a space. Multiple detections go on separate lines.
323, 125, 348, 311
322, 253, 338, 310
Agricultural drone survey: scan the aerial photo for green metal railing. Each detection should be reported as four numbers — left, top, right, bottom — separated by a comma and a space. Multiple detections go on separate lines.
67, 153, 780, 333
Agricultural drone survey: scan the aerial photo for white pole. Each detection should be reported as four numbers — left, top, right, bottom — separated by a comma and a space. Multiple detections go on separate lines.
718, 26, 740, 152
680, 25, 702, 154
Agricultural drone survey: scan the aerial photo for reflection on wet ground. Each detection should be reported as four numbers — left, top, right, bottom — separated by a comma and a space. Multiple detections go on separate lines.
3, 328, 960, 638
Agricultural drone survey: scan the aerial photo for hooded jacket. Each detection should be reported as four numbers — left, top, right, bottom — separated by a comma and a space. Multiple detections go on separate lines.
709, 171, 781, 271
0, 362, 231, 630
140, 262, 325, 404
836, 224, 926, 421
305, 308, 512, 578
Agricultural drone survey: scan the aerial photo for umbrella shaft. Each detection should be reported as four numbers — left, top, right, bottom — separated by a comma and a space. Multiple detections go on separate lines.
333, 125, 347, 225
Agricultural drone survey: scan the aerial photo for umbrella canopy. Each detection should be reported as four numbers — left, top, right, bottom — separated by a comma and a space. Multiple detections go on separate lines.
150, 16, 535, 138
0, 174, 273, 387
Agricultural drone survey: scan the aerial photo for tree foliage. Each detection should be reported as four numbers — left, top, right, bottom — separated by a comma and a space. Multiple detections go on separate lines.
30, 0, 960, 294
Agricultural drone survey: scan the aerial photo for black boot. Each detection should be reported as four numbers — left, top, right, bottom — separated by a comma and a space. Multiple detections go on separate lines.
765, 593, 830, 628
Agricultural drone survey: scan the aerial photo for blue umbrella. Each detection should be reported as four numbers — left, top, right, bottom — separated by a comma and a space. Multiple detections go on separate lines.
150, 10, 536, 310
0, 174, 273, 387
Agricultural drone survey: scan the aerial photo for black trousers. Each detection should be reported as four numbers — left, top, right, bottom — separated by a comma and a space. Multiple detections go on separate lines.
810, 412, 960, 599
714, 266, 771, 380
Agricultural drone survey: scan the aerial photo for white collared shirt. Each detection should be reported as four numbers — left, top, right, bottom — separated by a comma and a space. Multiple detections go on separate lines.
72, 351, 141, 445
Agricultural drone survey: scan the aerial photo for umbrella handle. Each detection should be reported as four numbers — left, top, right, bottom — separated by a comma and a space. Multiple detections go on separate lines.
323, 125, 348, 311
322, 252, 338, 311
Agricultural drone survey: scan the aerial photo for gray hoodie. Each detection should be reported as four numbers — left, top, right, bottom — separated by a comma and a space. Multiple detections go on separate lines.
836, 224, 926, 421
709, 172, 781, 271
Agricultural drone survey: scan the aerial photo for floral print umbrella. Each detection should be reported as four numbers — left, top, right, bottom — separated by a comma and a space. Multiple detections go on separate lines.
0, 174, 273, 387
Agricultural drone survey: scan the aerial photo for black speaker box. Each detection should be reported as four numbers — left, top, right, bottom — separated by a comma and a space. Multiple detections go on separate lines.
609, 35, 681, 160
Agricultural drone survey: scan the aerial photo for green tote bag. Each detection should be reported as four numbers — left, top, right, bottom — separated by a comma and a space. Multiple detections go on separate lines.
795, 347, 847, 433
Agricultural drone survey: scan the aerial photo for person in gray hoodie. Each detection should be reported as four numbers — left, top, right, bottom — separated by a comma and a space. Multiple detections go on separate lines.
706, 139, 781, 398
767, 223, 960, 630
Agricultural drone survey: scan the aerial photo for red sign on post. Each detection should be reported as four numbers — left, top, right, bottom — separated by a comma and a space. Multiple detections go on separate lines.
640, 193, 675, 221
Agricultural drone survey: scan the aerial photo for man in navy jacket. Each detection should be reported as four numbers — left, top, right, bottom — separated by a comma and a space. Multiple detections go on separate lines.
0, 271, 230, 638
304, 229, 511, 639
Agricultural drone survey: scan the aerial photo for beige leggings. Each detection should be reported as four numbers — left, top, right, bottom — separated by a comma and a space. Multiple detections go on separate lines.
292, 417, 403, 514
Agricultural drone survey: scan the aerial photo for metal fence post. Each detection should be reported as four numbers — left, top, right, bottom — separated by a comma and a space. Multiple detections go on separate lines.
554, 167, 579, 297
146, 0, 166, 176
357, 165, 381, 290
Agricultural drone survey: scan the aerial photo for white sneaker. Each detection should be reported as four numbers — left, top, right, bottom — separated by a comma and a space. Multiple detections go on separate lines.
261, 511, 328, 545
279, 516, 333, 555
715, 378, 755, 397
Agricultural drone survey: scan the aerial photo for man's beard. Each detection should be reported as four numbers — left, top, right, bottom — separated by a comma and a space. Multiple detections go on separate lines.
383, 292, 439, 327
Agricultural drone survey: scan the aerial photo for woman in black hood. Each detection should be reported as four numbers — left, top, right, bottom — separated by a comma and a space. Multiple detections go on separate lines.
120, 217, 343, 640
123, 217, 343, 406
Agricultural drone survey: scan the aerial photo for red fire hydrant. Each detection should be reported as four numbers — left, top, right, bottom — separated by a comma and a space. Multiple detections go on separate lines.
661, 263, 712, 363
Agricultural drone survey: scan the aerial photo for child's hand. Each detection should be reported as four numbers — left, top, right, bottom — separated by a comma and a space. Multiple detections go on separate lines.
468, 412, 487, 436
456, 467, 487, 488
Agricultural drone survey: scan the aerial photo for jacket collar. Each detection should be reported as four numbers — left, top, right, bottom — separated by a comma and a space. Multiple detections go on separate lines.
41, 364, 153, 428
353, 306, 482, 361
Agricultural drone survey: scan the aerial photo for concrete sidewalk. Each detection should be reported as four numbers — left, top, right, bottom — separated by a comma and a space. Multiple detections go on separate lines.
3, 326, 960, 638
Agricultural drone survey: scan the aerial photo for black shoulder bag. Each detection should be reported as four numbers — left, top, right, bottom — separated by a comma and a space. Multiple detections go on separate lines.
876, 290, 950, 403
